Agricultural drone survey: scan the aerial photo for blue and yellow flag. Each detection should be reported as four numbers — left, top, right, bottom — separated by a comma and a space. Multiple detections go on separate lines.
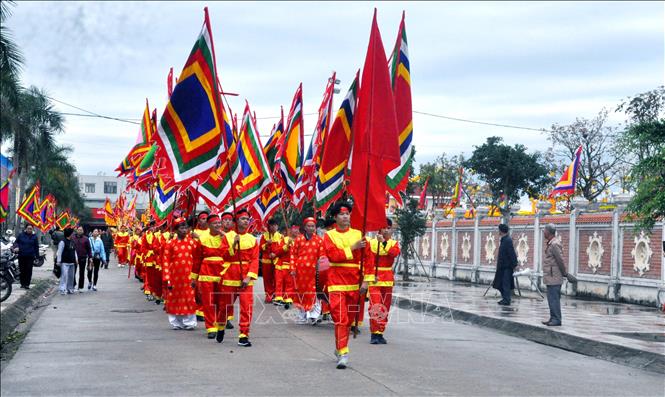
386, 12, 414, 205
155, 8, 227, 185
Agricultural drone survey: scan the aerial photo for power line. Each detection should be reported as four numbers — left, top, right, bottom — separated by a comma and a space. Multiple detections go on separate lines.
51, 95, 551, 134
412, 110, 550, 133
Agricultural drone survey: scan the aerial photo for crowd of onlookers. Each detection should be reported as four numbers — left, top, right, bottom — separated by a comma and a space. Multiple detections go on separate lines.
10, 224, 116, 295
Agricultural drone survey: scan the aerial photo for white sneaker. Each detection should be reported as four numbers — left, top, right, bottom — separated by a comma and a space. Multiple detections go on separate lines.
92, 286, 97, 291
78, 288, 83, 293
336, 354, 349, 369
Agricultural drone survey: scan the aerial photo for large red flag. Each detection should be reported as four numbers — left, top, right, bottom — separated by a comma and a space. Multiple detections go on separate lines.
349, 9, 401, 232
418, 177, 429, 210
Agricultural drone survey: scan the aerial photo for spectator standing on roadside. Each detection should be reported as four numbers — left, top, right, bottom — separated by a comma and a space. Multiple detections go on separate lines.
13, 224, 39, 289
542, 223, 568, 326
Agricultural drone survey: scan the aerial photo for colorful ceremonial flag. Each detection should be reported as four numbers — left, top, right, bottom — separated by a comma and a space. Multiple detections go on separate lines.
315, 72, 359, 214
198, 100, 239, 210
233, 102, 273, 208
449, 168, 463, 208
155, 8, 228, 185
104, 198, 116, 226
33, 194, 55, 232
349, 10, 401, 231
275, 84, 304, 200
0, 180, 9, 224
386, 11, 414, 205
293, 74, 336, 207
151, 177, 177, 221
252, 184, 282, 224
418, 177, 429, 210
549, 145, 583, 198
55, 210, 71, 230
17, 183, 41, 227
116, 100, 154, 176
263, 107, 284, 172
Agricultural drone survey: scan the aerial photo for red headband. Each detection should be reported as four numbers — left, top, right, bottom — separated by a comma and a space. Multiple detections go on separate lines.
221, 213, 234, 220
207, 214, 220, 222
339, 207, 350, 214
303, 217, 316, 225
197, 213, 208, 220
174, 217, 187, 226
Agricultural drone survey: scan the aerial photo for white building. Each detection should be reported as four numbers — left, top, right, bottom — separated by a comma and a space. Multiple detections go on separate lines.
77, 173, 150, 211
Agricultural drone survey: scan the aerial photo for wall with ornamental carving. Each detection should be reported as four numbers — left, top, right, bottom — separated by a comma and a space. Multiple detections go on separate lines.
410, 209, 665, 307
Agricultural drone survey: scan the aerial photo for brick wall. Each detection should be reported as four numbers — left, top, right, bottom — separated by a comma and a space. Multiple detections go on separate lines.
577, 228, 612, 275
621, 228, 662, 280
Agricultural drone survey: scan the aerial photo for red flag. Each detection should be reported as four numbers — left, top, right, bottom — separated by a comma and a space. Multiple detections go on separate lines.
167, 67, 174, 98
418, 177, 429, 210
349, 9, 401, 232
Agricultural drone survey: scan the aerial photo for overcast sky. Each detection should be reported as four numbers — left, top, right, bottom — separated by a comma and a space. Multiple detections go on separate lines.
4, 1, 663, 176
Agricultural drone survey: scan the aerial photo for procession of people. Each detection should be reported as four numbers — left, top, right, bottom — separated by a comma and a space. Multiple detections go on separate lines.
84, 201, 400, 370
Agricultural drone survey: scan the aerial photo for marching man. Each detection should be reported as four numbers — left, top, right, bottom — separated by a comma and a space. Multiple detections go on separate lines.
290, 217, 324, 324
115, 225, 130, 268
162, 217, 198, 330
274, 225, 299, 308
260, 218, 280, 304
322, 202, 375, 369
217, 208, 259, 347
367, 218, 400, 344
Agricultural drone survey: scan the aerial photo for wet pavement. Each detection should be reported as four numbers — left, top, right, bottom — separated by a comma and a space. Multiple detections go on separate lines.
392, 277, 665, 359
0, 250, 55, 314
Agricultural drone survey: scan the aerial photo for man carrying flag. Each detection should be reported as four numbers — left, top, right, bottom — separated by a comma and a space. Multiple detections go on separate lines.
367, 218, 400, 345
323, 202, 374, 369
260, 218, 281, 304
217, 208, 259, 347
115, 225, 130, 268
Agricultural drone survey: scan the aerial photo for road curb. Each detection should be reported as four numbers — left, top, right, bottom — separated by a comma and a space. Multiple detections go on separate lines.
394, 295, 665, 375
1, 278, 57, 343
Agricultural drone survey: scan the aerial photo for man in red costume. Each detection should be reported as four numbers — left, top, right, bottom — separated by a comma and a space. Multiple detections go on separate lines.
274, 225, 299, 308
115, 225, 130, 267
162, 217, 198, 330
367, 218, 400, 345
191, 211, 209, 322
322, 202, 374, 369
217, 208, 259, 347
220, 211, 235, 330
190, 214, 227, 340
291, 217, 323, 324
260, 218, 280, 304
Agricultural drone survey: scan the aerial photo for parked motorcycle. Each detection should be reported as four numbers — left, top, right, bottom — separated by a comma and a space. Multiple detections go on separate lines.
33, 244, 49, 267
1, 250, 19, 302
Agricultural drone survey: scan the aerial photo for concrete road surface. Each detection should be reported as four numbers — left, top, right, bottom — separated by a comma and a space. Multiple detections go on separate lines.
1, 265, 663, 396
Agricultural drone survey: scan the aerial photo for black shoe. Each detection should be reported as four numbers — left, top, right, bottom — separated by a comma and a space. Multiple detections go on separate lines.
351, 326, 360, 335
225, 321, 234, 330
216, 330, 225, 343
546, 322, 562, 327
155, 299, 162, 305
497, 300, 510, 306
370, 334, 380, 345
378, 335, 387, 344
196, 315, 204, 322
541, 320, 552, 325
284, 303, 291, 310
207, 332, 216, 339
238, 337, 252, 347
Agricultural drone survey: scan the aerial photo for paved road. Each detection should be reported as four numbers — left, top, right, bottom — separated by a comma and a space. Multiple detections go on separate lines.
1, 264, 663, 396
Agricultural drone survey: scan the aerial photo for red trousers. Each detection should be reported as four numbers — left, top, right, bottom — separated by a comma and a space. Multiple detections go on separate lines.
116, 247, 129, 264
148, 266, 163, 299
261, 261, 275, 303
199, 281, 224, 333
329, 290, 362, 355
220, 284, 254, 337
274, 267, 295, 303
143, 265, 154, 295
368, 286, 392, 334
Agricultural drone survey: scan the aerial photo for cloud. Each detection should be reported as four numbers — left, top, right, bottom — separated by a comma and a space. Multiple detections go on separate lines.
5, 1, 663, 176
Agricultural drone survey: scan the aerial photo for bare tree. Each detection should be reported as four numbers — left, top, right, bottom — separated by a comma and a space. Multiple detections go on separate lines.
548, 109, 623, 201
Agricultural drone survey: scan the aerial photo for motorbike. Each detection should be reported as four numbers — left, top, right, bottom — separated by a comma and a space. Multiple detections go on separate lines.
1, 250, 19, 302
33, 244, 49, 267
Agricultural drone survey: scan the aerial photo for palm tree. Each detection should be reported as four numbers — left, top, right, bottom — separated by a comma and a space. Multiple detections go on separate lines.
0, 0, 23, 135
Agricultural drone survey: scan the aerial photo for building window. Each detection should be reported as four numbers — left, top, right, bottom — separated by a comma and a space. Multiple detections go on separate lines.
85, 183, 95, 193
104, 181, 117, 194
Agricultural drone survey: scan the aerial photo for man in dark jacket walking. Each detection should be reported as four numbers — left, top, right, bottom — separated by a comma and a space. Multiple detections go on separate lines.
492, 224, 518, 306
72, 226, 92, 292
13, 224, 39, 289
100, 229, 114, 269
